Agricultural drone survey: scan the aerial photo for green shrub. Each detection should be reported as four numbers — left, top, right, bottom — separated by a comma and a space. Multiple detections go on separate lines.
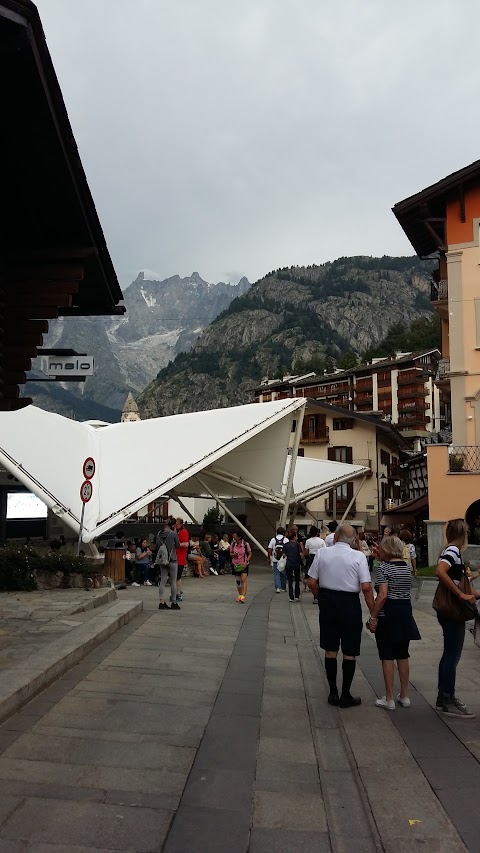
0, 546, 96, 591
0, 545, 37, 591
203, 507, 224, 529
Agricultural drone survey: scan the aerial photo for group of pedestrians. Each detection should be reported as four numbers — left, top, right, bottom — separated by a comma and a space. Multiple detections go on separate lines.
304, 519, 478, 717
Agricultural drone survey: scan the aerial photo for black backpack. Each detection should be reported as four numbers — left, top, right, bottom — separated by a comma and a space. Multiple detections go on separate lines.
274, 536, 285, 561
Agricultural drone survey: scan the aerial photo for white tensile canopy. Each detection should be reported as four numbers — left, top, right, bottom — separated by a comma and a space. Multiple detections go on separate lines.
0, 401, 369, 553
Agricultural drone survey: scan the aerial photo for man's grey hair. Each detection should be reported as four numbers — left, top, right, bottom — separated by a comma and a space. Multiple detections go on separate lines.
335, 523, 356, 546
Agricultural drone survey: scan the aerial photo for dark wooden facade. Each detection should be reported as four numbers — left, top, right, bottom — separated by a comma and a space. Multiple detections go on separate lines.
0, 1, 124, 411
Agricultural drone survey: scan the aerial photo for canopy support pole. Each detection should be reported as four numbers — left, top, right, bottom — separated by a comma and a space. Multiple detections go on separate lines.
339, 476, 367, 524
332, 489, 337, 521
248, 492, 277, 537
196, 475, 268, 557
280, 408, 305, 529
205, 469, 284, 505
170, 493, 200, 524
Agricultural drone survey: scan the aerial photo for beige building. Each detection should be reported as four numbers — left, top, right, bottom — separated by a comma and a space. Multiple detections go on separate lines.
393, 159, 480, 559
291, 401, 407, 531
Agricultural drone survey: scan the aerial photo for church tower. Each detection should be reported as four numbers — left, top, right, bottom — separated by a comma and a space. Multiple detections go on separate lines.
121, 392, 141, 423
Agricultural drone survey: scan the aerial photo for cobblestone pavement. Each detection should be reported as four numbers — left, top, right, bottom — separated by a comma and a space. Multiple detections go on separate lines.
0, 569, 476, 850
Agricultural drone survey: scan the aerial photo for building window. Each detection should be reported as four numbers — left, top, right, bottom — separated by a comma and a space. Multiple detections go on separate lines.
380, 449, 390, 467
297, 448, 304, 457
333, 418, 353, 430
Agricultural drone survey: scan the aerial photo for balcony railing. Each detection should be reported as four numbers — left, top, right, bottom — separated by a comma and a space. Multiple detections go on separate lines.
353, 459, 373, 476
437, 358, 450, 379
325, 498, 356, 516
398, 386, 428, 399
449, 447, 480, 473
397, 370, 421, 385
355, 393, 373, 403
431, 279, 448, 302
301, 427, 330, 444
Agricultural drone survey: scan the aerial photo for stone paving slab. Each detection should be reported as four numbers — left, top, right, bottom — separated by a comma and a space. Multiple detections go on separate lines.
0, 598, 142, 725
0, 568, 478, 850
0, 588, 116, 672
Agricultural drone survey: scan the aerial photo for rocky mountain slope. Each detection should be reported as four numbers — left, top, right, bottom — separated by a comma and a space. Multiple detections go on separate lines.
26, 272, 250, 420
138, 256, 435, 417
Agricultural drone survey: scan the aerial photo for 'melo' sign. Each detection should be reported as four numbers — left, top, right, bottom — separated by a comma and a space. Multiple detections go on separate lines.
47, 356, 95, 377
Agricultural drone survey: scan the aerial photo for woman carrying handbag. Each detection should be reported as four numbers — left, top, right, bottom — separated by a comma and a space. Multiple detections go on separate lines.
434, 519, 478, 718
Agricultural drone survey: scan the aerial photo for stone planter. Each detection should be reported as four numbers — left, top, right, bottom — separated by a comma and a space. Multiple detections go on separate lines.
34, 570, 110, 591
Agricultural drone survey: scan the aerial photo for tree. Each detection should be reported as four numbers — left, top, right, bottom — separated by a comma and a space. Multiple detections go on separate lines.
324, 356, 336, 374
203, 506, 224, 529
337, 351, 358, 370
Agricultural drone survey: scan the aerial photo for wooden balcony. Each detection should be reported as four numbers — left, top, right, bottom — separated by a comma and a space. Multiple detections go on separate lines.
325, 498, 356, 516
397, 370, 421, 385
301, 430, 330, 444
397, 386, 427, 399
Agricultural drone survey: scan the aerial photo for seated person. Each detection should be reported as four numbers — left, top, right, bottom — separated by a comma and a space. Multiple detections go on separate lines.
188, 536, 209, 577
200, 534, 218, 575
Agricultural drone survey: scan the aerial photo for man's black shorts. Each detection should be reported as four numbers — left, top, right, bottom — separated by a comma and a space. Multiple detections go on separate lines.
318, 587, 362, 657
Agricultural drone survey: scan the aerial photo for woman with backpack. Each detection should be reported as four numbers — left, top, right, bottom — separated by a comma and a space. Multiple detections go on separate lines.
230, 531, 252, 603
156, 519, 181, 610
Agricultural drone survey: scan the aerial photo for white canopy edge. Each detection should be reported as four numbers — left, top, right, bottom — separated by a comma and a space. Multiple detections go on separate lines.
290, 456, 370, 505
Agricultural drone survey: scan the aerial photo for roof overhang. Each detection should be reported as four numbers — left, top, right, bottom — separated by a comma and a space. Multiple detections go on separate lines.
392, 159, 480, 256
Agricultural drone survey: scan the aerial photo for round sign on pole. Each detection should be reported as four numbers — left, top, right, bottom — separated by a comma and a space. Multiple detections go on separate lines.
83, 457, 95, 479
80, 480, 93, 503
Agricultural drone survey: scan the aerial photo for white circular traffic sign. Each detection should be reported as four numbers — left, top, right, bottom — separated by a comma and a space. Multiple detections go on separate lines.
83, 457, 95, 479
80, 480, 93, 503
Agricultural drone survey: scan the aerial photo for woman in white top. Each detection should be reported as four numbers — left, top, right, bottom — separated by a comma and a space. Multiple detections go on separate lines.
304, 526, 326, 592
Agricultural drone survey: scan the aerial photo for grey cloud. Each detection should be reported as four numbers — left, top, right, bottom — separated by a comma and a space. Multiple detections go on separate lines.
38, 0, 480, 288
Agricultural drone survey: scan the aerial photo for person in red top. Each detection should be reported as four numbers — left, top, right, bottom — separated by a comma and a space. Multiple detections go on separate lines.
175, 517, 189, 603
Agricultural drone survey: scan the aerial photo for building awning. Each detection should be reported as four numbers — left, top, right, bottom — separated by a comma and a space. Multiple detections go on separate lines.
0, 401, 369, 545
380, 494, 428, 528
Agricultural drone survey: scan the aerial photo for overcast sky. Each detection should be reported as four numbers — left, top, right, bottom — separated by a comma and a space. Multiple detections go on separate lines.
39, 0, 480, 288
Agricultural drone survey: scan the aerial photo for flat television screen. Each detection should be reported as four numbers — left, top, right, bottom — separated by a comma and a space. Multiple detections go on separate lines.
7, 492, 48, 519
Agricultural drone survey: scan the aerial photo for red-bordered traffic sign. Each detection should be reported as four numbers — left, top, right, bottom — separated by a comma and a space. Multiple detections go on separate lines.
83, 457, 95, 479
80, 480, 93, 503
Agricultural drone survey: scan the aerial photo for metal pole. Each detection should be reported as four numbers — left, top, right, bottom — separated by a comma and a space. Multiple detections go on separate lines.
339, 476, 367, 524
196, 476, 268, 557
332, 488, 337, 522
170, 493, 201, 524
280, 405, 305, 529
76, 503, 85, 556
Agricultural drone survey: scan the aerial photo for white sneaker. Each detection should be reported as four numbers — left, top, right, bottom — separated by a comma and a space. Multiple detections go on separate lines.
397, 695, 411, 708
376, 697, 395, 710
209, 567, 218, 575
131, 582, 141, 587
275, 589, 281, 593
145, 580, 153, 586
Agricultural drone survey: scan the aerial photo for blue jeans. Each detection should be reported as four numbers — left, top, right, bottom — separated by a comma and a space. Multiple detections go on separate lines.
437, 614, 465, 698
273, 562, 286, 590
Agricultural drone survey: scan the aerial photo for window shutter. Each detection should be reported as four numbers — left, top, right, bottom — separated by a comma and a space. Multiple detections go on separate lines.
346, 481, 354, 501
346, 447, 353, 464
328, 447, 335, 461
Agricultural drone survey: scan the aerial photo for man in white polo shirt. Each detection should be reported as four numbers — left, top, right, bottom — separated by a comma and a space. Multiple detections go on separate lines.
307, 523, 375, 708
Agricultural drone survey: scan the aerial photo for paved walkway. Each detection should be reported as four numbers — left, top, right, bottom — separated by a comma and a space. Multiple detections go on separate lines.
0, 568, 477, 850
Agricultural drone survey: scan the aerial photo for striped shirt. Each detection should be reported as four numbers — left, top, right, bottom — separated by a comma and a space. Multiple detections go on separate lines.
376, 560, 412, 601
439, 545, 463, 582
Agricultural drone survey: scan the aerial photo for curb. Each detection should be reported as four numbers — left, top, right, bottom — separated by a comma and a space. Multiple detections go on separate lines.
0, 598, 143, 726
70, 587, 117, 614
